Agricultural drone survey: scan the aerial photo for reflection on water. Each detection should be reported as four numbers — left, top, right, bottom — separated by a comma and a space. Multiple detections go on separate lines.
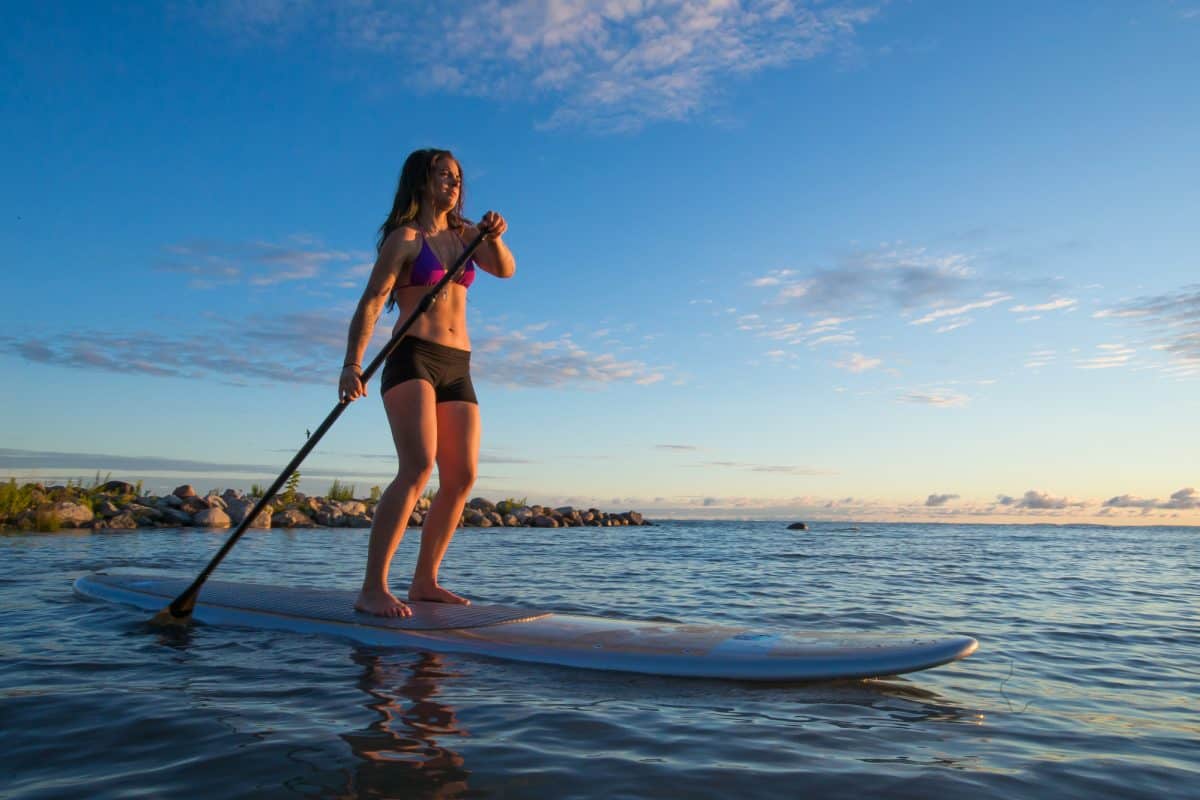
339, 650, 470, 799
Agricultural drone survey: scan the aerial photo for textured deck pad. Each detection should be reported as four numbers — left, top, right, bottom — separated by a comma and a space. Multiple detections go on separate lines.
87, 572, 551, 630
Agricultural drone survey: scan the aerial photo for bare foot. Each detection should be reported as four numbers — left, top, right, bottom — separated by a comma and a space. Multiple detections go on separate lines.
408, 583, 471, 605
355, 587, 413, 618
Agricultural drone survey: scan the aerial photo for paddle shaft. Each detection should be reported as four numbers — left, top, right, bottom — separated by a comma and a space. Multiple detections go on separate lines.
163, 229, 490, 619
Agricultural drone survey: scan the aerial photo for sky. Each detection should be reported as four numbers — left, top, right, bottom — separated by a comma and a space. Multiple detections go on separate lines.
2, 1, 1198, 523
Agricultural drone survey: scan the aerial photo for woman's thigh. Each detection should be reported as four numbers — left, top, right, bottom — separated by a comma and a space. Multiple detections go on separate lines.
434, 401, 480, 487
382, 379, 439, 471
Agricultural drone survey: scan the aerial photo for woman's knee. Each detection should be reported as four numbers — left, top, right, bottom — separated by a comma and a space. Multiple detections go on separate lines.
395, 453, 436, 487
438, 465, 476, 495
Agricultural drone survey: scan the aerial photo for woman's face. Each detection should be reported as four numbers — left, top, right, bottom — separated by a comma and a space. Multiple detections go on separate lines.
426, 157, 461, 210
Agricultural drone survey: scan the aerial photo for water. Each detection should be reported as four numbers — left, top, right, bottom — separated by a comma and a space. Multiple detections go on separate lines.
2, 521, 1197, 798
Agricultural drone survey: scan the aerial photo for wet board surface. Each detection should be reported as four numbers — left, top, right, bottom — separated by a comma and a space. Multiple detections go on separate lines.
74, 572, 978, 681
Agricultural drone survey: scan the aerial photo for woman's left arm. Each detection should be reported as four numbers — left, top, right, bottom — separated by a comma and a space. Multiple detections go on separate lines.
468, 210, 516, 279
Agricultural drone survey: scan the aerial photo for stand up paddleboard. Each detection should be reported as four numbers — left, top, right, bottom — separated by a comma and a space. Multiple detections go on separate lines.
74, 572, 977, 681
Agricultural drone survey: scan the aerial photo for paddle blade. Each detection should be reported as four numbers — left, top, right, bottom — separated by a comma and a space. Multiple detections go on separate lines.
149, 596, 196, 628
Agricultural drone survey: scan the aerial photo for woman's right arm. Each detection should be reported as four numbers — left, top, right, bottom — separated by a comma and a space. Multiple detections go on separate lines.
339, 230, 415, 401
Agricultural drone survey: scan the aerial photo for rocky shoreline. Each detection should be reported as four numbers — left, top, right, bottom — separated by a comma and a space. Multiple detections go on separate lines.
0, 479, 650, 532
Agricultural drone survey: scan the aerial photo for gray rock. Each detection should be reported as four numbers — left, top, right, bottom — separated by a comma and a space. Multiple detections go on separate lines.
162, 494, 184, 508
502, 513, 519, 527
204, 494, 228, 510
127, 503, 164, 522
345, 514, 372, 528
108, 512, 139, 529
193, 508, 232, 528
486, 511, 504, 527
98, 480, 137, 495
51, 501, 94, 528
173, 484, 197, 499
532, 514, 558, 528
468, 497, 496, 512
463, 509, 485, 526
160, 508, 194, 526
315, 508, 344, 527
627, 511, 644, 525
339, 500, 367, 516
96, 499, 122, 518
222, 488, 242, 501
272, 509, 315, 528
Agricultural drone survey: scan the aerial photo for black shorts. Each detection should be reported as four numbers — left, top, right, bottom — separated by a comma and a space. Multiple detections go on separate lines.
380, 337, 478, 404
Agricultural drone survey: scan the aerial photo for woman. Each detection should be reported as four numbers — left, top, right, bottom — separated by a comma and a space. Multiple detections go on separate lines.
340, 148, 515, 618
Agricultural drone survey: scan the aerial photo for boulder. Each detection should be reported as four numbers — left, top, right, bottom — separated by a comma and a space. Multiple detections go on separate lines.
180, 496, 209, 514
98, 480, 137, 495
315, 507, 344, 527
532, 514, 558, 528
468, 497, 496, 512
173, 484, 197, 499
50, 501, 94, 528
787, 522, 808, 531
486, 511, 504, 527
95, 499, 122, 518
339, 500, 367, 516
193, 508, 232, 528
416, 496, 432, 513
224, 498, 271, 528
272, 509, 315, 528
502, 513, 519, 527
161, 493, 184, 509
160, 508, 194, 526
204, 494, 228, 510
128, 503, 164, 522
222, 488, 242, 501
108, 513, 139, 530
514, 508, 534, 525
627, 511, 644, 525
344, 514, 371, 528
463, 509, 486, 526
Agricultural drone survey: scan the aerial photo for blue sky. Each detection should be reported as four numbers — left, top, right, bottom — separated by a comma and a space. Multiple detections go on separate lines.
2, 1, 1198, 522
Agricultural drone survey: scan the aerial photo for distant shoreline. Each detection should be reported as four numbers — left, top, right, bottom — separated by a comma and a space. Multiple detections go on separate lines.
0, 478, 651, 532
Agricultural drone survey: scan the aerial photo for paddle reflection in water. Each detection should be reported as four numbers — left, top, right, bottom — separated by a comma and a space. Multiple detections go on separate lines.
338, 649, 470, 798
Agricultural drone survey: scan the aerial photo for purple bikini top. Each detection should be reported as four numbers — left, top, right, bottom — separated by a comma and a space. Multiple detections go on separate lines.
398, 235, 477, 290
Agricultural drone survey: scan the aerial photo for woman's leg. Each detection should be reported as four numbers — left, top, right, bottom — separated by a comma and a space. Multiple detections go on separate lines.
355, 379, 438, 617
409, 400, 480, 604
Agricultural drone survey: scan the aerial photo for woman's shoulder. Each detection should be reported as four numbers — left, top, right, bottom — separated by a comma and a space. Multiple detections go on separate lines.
380, 224, 423, 258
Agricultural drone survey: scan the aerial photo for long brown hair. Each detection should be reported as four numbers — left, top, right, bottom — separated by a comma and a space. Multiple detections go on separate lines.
376, 148, 468, 254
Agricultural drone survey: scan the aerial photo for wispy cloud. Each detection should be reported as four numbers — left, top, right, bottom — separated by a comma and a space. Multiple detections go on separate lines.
160, 237, 371, 288
910, 292, 1011, 325
1094, 285, 1200, 365
835, 352, 881, 373
5, 313, 668, 389
1010, 297, 1077, 313
698, 460, 833, 476
473, 328, 667, 387
925, 493, 959, 507
655, 444, 699, 452
898, 389, 968, 408
757, 245, 978, 316
201, 0, 883, 131
1076, 343, 1135, 370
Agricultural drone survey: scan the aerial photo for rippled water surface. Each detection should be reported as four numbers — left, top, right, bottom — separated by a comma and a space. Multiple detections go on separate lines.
2, 521, 1198, 798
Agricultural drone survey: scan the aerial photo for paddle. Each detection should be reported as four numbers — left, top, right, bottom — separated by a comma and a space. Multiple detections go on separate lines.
151, 227, 490, 627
